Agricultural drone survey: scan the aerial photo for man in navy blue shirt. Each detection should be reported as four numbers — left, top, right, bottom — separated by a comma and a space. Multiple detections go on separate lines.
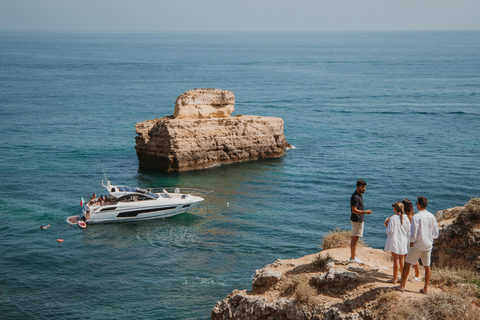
350, 180, 373, 264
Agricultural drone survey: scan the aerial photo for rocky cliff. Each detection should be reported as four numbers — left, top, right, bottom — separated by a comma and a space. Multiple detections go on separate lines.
433, 198, 480, 272
211, 247, 410, 320
135, 89, 290, 172
212, 200, 480, 320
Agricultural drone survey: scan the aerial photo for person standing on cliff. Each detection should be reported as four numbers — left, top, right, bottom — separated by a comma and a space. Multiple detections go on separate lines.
395, 196, 439, 294
350, 180, 373, 264
402, 198, 421, 282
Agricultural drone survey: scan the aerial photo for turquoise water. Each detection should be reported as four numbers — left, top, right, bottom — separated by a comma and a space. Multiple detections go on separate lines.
1, 31, 479, 319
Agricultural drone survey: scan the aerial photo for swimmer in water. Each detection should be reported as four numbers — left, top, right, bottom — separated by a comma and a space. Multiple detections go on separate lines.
40, 224, 50, 230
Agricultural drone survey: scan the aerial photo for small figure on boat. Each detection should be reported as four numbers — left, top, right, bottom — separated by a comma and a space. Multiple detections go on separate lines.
84, 203, 91, 220
89, 193, 97, 205
98, 195, 111, 205
88, 193, 112, 206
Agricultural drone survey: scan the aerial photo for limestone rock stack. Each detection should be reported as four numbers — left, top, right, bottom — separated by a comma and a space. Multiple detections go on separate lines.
174, 88, 235, 119
135, 89, 290, 172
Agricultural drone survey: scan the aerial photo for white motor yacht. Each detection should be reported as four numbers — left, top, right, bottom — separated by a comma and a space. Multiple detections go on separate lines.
78, 176, 210, 224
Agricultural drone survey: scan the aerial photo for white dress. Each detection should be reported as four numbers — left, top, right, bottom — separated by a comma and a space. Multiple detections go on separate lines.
384, 214, 410, 255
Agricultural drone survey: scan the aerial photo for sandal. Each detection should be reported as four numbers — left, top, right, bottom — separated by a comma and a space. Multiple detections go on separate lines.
393, 286, 405, 292
387, 279, 397, 284
419, 289, 428, 295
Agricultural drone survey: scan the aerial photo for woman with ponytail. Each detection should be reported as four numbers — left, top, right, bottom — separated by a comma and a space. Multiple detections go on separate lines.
384, 202, 410, 284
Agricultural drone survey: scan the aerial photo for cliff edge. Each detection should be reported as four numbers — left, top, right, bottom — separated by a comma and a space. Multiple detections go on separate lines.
212, 199, 480, 320
135, 89, 290, 172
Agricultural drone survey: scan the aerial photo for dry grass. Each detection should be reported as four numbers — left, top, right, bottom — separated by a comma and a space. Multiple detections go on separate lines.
320, 227, 366, 250
430, 267, 480, 300
312, 253, 332, 271
374, 267, 480, 320
430, 267, 479, 287
375, 289, 399, 305
292, 278, 316, 304
412, 292, 478, 320
430, 267, 465, 286
376, 292, 479, 320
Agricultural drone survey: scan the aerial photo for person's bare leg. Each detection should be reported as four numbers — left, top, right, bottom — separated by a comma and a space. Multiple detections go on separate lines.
414, 262, 420, 278
399, 255, 405, 280
398, 262, 411, 290
423, 266, 431, 293
391, 253, 399, 283
350, 236, 359, 259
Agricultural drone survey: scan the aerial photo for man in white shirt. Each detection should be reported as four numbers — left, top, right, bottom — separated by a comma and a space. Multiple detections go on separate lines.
395, 197, 439, 294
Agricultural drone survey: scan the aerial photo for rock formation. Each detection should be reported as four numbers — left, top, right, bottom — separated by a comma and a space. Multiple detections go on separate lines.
433, 198, 480, 272
211, 247, 403, 320
212, 201, 480, 319
174, 89, 235, 119
135, 89, 290, 172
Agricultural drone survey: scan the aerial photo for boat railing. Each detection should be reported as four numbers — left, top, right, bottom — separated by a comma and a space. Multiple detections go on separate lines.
148, 187, 212, 198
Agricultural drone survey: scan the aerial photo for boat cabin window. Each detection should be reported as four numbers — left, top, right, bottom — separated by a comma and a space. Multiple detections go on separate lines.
137, 195, 155, 201
111, 193, 156, 204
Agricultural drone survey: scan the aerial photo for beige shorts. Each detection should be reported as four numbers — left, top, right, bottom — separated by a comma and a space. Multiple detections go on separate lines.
351, 221, 364, 237
406, 246, 432, 267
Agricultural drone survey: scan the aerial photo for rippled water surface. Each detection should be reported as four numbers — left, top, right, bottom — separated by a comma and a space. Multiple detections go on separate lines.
1, 31, 479, 319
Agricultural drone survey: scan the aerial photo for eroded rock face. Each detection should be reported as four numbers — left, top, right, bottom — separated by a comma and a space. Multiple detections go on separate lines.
310, 268, 359, 287
211, 248, 382, 320
433, 201, 480, 272
135, 115, 290, 172
211, 291, 323, 320
252, 269, 283, 291
174, 88, 235, 119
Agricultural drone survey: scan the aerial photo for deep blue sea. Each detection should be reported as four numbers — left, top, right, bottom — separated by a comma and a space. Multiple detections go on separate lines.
1, 31, 479, 319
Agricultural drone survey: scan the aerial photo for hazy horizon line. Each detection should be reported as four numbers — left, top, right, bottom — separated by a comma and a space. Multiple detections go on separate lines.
1, 28, 480, 34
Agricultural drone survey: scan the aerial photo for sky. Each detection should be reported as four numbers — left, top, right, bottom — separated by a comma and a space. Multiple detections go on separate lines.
1, 0, 479, 32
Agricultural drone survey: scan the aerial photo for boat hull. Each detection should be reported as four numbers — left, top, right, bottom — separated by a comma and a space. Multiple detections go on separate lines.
83, 196, 204, 224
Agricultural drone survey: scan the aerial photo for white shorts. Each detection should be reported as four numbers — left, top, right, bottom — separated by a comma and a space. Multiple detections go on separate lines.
405, 246, 432, 267
351, 221, 364, 237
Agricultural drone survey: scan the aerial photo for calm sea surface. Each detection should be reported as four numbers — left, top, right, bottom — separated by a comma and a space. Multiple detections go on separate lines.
1, 31, 479, 319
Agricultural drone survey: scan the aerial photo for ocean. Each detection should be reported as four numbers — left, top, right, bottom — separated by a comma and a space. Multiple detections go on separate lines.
0, 30, 479, 319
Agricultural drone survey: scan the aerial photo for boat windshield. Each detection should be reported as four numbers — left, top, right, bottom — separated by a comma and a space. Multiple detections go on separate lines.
135, 188, 159, 199
146, 191, 159, 199
117, 186, 138, 193
113, 187, 159, 199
